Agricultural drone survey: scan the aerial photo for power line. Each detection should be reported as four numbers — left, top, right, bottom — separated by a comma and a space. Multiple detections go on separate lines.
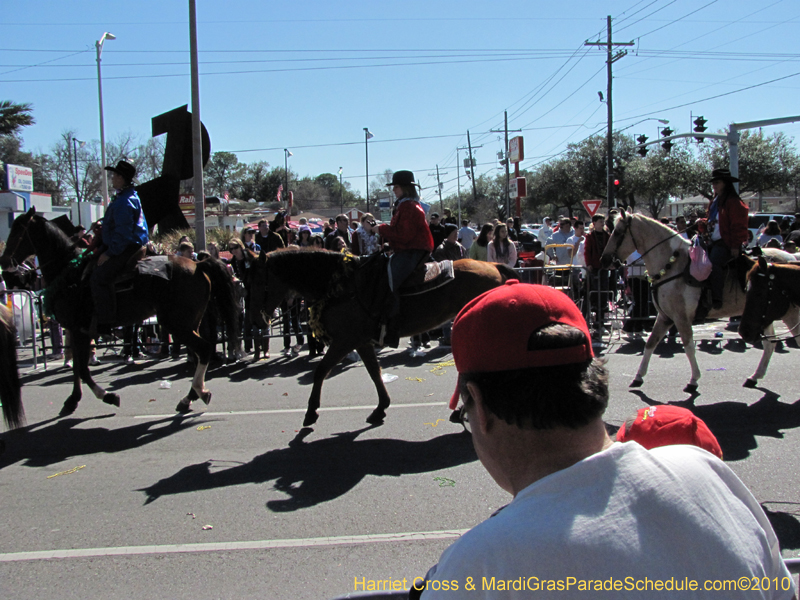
634, 0, 719, 40
621, 69, 800, 120
614, 0, 679, 34
0, 55, 558, 84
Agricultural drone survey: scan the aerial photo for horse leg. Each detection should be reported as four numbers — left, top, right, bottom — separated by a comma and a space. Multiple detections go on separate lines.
356, 343, 390, 425
77, 334, 121, 408
631, 313, 673, 388
174, 330, 213, 412
59, 334, 88, 416
303, 341, 353, 427
744, 322, 777, 388
673, 314, 701, 393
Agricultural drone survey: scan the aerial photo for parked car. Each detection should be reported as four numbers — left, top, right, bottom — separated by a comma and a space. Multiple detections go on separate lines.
747, 213, 793, 247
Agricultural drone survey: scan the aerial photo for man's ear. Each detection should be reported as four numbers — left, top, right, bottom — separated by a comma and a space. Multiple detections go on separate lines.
466, 381, 493, 434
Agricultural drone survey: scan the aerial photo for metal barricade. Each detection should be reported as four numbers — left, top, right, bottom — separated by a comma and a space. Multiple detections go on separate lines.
6, 289, 44, 371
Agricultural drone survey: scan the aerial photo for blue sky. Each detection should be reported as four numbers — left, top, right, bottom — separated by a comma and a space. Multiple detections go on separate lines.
3, 0, 800, 202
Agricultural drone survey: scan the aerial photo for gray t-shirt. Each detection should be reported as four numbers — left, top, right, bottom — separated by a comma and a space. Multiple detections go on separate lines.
458, 226, 477, 250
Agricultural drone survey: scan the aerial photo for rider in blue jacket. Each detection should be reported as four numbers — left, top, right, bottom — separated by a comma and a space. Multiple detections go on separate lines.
87, 159, 148, 336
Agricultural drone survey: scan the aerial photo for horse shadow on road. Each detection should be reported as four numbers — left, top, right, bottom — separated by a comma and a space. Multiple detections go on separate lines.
138, 427, 477, 510
0, 412, 208, 469
629, 389, 800, 462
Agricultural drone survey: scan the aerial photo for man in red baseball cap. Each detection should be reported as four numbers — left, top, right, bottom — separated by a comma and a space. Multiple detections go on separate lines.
413, 281, 793, 599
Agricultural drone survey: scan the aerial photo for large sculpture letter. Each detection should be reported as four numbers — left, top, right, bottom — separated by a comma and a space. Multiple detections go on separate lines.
136, 105, 210, 232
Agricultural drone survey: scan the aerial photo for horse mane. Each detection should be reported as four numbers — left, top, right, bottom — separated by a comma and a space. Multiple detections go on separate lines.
627, 212, 690, 250
266, 247, 348, 298
37, 216, 81, 260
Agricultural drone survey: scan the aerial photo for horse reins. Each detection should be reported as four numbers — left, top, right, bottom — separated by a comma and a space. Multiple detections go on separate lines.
611, 216, 684, 288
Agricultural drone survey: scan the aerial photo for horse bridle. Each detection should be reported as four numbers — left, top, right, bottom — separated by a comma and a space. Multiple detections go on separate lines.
3, 215, 36, 267
610, 214, 683, 267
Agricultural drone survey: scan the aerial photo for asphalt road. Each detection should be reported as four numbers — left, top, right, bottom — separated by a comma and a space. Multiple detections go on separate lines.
1, 324, 799, 600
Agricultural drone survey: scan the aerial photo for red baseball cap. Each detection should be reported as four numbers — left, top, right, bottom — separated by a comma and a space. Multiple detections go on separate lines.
449, 281, 593, 409
616, 405, 723, 459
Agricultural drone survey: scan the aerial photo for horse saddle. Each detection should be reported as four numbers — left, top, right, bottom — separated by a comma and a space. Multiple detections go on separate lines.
398, 259, 455, 296
113, 254, 170, 291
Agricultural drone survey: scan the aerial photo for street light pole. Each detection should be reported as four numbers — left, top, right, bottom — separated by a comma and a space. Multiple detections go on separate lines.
339, 167, 343, 214
72, 138, 84, 226
364, 128, 373, 214
95, 31, 115, 209
284, 149, 292, 211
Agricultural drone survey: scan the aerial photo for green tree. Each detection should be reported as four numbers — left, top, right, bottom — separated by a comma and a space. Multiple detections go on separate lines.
205, 151, 246, 197
0, 101, 35, 136
700, 130, 800, 207
626, 140, 701, 218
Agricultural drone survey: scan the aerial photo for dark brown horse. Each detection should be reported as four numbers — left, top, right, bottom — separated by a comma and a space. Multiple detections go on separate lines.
248, 247, 515, 427
1, 208, 241, 417
739, 256, 800, 349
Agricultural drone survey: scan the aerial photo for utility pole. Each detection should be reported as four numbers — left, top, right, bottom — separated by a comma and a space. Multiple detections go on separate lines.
585, 16, 634, 209
456, 147, 462, 224
428, 165, 448, 214
491, 111, 521, 219
189, 0, 207, 250
467, 130, 478, 206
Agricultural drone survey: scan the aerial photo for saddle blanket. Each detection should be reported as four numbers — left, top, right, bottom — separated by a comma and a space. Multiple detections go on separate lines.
400, 260, 455, 296
114, 255, 171, 287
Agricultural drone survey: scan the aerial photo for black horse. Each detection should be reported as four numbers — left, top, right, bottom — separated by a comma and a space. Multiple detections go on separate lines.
1, 208, 241, 416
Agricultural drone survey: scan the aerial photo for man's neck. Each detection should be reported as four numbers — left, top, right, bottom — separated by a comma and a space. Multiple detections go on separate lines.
494, 418, 613, 497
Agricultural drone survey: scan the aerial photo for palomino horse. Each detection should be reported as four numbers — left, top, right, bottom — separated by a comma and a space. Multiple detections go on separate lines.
740, 257, 800, 348
248, 247, 515, 427
600, 211, 800, 392
1, 208, 241, 416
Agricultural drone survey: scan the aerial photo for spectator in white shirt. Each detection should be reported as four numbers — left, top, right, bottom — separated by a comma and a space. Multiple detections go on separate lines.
458, 220, 477, 250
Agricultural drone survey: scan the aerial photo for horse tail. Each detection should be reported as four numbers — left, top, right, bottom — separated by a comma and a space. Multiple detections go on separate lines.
0, 304, 24, 429
495, 263, 518, 282
195, 257, 241, 349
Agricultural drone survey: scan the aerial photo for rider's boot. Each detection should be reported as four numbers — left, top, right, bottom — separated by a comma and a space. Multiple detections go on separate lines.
381, 317, 401, 349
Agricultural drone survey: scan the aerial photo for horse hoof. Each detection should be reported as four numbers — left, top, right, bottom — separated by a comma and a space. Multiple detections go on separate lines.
684, 383, 698, 394
629, 379, 643, 388
302, 411, 319, 427
366, 409, 385, 425
175, 400, 192, 414
200, 391, 212, 406
59, 398, 78, 417
103, 393, 120, 408
743, 378, 757, 389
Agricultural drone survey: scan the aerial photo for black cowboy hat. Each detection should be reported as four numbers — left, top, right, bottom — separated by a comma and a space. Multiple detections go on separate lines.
386, 170, 420, 188
104, 159, 136, 182
709, 168, 739, 183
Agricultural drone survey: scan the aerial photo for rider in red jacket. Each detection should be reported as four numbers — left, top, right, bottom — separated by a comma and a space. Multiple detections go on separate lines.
377, 170, 434, 347
707, 168, 748, 309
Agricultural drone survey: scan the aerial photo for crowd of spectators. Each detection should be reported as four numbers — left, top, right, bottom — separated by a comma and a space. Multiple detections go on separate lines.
17, 207, 800, 367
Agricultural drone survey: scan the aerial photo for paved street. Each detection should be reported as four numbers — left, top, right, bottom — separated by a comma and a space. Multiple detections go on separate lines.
1, 325, 799, 600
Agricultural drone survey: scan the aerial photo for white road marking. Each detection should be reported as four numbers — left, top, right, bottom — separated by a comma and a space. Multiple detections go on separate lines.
133, 401, 446, 420
0, 529, 467, 562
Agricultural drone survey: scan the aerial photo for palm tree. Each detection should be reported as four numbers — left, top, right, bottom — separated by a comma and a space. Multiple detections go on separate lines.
0, 101, 35, 136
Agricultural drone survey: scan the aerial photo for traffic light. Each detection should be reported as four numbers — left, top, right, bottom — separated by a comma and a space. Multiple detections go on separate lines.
610, 173, 621, 199
636, 135, 649, 157
693, 116, 707, 143
661, 127, 674, 153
